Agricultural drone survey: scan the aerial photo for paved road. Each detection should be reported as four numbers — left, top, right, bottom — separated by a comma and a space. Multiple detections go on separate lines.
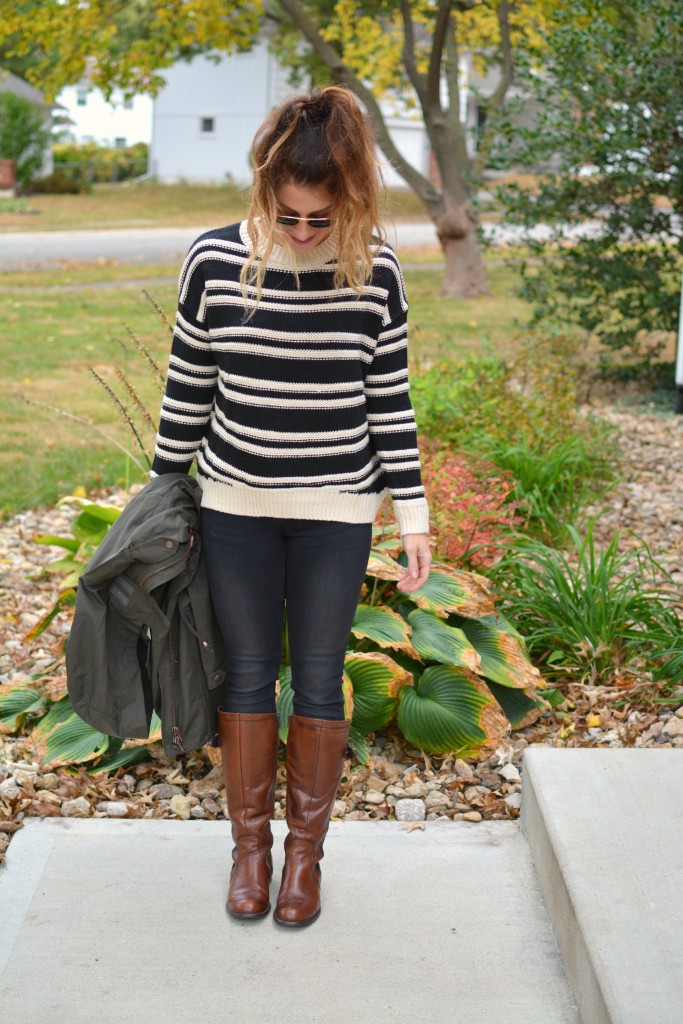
1, 222, 440, 270
0, 219, 611, 271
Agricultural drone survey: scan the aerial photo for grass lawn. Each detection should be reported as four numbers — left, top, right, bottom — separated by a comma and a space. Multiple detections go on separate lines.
1, 252, 533, 517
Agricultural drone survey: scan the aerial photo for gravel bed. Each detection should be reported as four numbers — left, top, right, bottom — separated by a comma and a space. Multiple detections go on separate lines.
1, 403, 682, 861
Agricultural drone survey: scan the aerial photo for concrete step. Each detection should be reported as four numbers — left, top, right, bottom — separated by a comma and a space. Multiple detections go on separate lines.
521, 747, 683, 1024
0, 816, 578, 1024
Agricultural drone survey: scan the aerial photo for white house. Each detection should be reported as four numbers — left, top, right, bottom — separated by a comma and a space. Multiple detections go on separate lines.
149, 44, 435, 187
56, 82, 152, 148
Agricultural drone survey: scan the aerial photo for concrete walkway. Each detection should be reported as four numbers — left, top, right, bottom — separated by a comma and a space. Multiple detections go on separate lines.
0, 748, 681, 1023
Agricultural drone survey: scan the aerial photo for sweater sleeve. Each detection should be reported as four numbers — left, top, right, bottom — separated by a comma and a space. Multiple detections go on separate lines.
150, 241, 219, 476
364, 257, 430, 537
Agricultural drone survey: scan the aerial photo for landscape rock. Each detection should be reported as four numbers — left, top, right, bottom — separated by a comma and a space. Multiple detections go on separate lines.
498, 763, 521, 783
394, 798, 426, 822
96, 801, 131, 817
169, 795, 191, 819
61, 797, 91, 818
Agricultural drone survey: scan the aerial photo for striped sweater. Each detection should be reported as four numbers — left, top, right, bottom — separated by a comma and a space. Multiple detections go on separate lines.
151, 220, 430, 537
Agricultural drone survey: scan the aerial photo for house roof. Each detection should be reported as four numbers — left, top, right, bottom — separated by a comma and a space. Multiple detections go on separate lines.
0, 68, 53, 109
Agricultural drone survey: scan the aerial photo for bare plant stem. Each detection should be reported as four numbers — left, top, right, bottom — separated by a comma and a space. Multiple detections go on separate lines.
15, 391, 148, 472
88, 368, 150, 466
114, 367, 157, 432
121, 319, 166, 393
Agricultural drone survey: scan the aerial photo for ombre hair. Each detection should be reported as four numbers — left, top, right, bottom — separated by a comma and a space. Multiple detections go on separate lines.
240, 86, 386, 307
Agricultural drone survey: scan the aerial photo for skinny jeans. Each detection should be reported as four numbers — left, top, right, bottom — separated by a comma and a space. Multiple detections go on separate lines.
200, 509, 373, 720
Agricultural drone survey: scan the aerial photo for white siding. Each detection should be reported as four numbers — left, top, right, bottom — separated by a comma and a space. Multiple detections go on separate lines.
150, 45, 278, 184
149, 48, 431, 188
56, 84, 152, 147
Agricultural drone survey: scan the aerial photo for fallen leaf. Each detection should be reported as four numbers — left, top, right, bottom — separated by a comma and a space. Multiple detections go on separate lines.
400, 822, 426, 832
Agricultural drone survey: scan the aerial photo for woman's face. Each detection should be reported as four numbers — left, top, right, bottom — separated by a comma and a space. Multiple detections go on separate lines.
274, 180, 335, 254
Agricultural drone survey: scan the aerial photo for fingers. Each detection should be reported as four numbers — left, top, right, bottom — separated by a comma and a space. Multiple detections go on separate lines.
396, 534, 432, 592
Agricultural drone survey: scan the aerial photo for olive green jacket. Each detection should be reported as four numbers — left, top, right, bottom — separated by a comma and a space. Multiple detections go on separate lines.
66, 474, 227, 755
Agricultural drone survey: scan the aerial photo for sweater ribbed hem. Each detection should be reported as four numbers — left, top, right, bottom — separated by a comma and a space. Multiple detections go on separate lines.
199, 475, 384, 524
198, 475, 428, 537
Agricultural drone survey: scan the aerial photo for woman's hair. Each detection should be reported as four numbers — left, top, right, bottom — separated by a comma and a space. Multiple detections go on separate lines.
240, 86, 386, 307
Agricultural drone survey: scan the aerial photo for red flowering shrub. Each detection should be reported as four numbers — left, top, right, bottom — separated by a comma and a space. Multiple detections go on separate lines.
416, 437, 521, 568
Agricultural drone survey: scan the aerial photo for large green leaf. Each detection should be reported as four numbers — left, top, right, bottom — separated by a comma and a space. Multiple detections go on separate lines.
403, 561, 497, 620
30, 693, 75, 736
397, 664, 505, 757
347, 725, 371, 767
26, 694, 110, 766
365, 550, 402, 581
486, 679, 547, 730
351, 604, 415, 653
34, 534, 80, 553
451, 614, 543, 690
23, 585, 75, 638
344, 651, 413, 734
70, 503, 121, 544
0, 685, 48, 733
277, 665, 295, 743
32, 713, 111, 767
86, 743, 153, 774
407, 608, 482, 673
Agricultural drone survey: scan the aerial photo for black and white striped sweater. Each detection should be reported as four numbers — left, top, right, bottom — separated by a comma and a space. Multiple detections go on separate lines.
151, 220, 430, 537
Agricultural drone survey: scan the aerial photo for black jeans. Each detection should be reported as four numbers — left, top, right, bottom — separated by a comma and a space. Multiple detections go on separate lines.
201, 509, 373, 720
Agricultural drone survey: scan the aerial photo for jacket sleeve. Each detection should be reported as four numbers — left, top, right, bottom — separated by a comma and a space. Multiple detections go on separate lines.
364, 253, 430, 537
151, 239, 219, 476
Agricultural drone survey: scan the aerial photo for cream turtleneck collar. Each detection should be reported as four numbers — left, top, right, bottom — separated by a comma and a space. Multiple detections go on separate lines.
238, 218, 340, 271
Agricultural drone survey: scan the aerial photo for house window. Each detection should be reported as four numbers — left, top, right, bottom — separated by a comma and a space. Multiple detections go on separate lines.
200, 117, 215, 134
76, 88, 88, 107
114, 137, 127, 149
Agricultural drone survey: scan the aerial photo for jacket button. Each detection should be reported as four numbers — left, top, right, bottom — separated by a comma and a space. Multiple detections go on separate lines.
201, 640, 209, 648
164, 540, 174, 549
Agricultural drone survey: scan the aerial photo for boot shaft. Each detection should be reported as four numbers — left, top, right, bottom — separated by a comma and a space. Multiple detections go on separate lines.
284, 714, 350, 842
217, 710, 280, 838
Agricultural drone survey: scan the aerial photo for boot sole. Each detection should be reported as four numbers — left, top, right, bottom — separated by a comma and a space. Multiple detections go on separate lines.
272, 907, 321, 928
226, 901, 272, 920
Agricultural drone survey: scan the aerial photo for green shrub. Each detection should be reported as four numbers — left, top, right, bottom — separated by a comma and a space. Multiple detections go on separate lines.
411, 336, 618, 542
53, 140, 149, 183
0, 89, 50, 188
489, 523, 680, 686
25, 170, 87, 194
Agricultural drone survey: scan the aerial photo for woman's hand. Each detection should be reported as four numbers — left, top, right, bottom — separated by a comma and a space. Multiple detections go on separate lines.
396, 533, 432, 592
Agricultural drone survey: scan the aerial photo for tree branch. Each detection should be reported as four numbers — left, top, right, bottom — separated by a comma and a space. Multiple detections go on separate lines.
427, 0, 452, 109
275, 0, 441, 210
400, 0, 428, 107
445, 14, 470, 173
471, 0, 514, 178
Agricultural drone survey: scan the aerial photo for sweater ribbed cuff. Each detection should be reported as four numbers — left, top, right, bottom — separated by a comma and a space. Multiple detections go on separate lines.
392, 498, 430, 538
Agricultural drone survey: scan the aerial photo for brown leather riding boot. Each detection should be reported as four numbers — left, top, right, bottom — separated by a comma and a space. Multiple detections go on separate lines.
273, 714, 350, 928
217, 709, 280, 920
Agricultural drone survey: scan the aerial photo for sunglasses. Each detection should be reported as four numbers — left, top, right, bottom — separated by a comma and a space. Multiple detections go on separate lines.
275, 214, 333, 229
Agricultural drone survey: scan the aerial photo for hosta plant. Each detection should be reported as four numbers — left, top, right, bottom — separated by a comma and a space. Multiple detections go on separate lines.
343, 544, 547, 758
3, 503, 548, 770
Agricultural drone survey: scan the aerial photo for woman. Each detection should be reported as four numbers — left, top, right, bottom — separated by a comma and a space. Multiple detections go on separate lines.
151, 86, 431, 927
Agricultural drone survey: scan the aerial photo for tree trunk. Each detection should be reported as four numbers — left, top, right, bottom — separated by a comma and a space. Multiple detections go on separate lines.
436, 204, 491, 298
